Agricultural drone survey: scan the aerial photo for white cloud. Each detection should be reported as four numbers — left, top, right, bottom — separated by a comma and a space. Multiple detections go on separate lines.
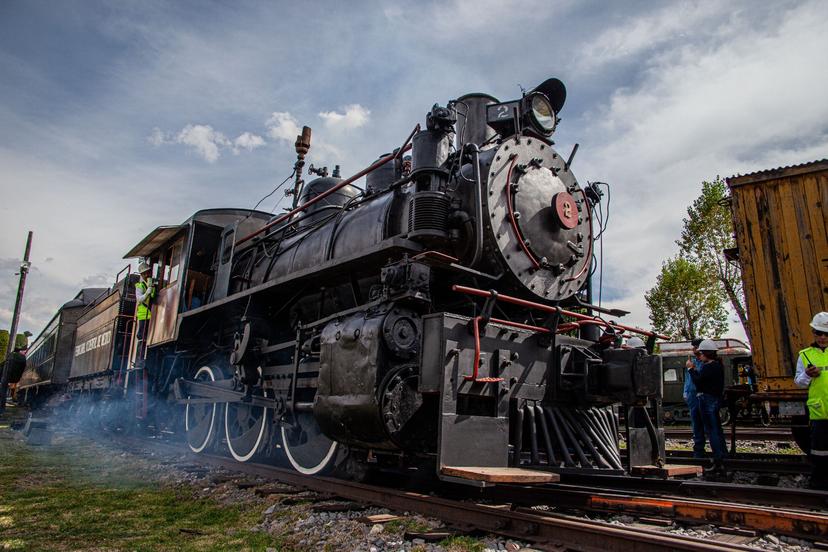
232, 132, 266, 154
265, 111, 344, 161
578, 0, 725, 70
265, 111, 301, 143
577, 0, 828, 338
147, 126, 168, 146
175, 124, 230, 163
148, 125, 266, 162
318, 104, 370, 130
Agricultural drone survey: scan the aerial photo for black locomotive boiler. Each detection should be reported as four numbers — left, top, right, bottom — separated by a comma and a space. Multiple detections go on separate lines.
34, 76, 668, 484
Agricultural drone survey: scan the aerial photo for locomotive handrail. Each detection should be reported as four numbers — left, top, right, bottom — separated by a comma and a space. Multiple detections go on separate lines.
235, 126, 419, 247
468, 143, 484, 267
504, 154, 541, 269
114, 263, 131, 285
563, 186, 593, 283
452, 284, 669, 339
464, 315, 505, 383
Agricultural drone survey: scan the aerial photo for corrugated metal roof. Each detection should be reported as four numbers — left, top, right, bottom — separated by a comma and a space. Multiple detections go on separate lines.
726, 158, 828, 187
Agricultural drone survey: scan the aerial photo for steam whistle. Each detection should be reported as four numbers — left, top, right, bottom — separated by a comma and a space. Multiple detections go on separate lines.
289, 126, 312, 208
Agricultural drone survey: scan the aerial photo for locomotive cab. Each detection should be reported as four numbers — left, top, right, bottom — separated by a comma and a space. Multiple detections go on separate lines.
123, 209, 272, 348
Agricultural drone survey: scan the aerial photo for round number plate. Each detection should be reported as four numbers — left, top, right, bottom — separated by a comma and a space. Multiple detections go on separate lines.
553, 192, 578, 229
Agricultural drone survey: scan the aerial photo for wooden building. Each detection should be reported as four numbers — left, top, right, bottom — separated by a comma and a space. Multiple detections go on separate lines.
727, 159, 827, 405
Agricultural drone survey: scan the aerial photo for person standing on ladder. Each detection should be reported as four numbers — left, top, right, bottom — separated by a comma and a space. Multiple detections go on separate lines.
794, 312, 828, 490
134, 260, 155, 367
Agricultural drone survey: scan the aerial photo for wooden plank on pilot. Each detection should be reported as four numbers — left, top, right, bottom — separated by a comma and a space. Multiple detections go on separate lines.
441, 466, 559, 483
630, 464, 702, 477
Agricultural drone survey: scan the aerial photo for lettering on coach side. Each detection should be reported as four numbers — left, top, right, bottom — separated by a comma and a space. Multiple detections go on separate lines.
74, 330, 112, 357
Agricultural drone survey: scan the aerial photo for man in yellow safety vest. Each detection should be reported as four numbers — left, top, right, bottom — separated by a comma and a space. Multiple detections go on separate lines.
794, 311, 828, 490
134, 261, 155, 366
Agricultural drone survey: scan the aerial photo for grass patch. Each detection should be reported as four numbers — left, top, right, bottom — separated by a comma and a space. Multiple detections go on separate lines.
384, 517, 429, 534
439, 535, 486, 551
0, 430, 283, 551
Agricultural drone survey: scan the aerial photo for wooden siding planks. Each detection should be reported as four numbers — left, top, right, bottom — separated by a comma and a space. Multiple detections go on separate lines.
728, 163, 828, 392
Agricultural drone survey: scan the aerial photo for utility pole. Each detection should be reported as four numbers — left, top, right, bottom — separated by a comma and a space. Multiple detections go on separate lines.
0, 231, 33, 414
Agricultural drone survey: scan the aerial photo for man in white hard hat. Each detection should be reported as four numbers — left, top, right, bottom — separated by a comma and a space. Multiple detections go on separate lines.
794, 312, 828, 490
689, 339, 727, 474
134, 260, 155, 366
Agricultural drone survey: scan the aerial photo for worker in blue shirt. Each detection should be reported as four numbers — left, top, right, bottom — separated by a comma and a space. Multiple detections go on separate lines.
684, 338, 706, 458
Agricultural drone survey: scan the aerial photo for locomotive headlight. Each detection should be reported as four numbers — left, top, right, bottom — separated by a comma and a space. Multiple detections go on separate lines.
527, 93, 557, 135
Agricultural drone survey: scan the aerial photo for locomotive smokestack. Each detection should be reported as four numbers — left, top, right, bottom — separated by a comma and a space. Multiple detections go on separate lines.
454, 93, 498, 148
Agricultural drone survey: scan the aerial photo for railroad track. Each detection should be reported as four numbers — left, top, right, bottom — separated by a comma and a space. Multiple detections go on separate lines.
665, 427, 795, 442
104, 432, 828, 550
665, 450, 810, 475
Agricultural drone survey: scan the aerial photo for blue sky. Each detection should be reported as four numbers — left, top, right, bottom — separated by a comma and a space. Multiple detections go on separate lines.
1, 0, 826, 339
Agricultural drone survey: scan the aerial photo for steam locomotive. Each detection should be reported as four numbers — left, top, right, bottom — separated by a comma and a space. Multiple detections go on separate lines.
18, 77, 666, 484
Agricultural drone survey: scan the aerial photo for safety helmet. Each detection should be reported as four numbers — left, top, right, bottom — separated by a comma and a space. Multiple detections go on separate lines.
697, 339, 718, 352
626, 336, 645, 348
138, 261, 151, 274
811, 312, 828, 333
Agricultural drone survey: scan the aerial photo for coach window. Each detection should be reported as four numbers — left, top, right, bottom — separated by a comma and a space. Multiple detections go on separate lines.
157, 240, 183, 289
168, 241, 182, 285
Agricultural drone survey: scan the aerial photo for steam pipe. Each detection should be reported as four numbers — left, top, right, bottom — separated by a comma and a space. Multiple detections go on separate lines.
525, 403, 539, 465
504, 155, 541, 269
468, 144, 484, 268
511, 402, 524, 467
605, 406, 620, 442
534, 404, 557, 466
560, 408, 609, 469
589, 408, 618, 454
236, 135, 416, 247
452, 285, 670, 339
575, 409, 621, 470
551, 407, 591, 467
394, 124, 420, 160
587, 411, 619, 465
563, 187, 592, 283
544, 406, 575, 467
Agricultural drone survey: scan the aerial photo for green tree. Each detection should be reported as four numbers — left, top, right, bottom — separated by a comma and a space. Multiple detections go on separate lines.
645, 256, 729, 340
677, 177, 749, 341
0, 330, 29, 360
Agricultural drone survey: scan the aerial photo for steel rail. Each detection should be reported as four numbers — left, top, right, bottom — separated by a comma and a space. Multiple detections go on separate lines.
666, 427, 795, 442
489, 483, 828, 541
113, 436, 751, 552
192, 454, 752, 552
549, 473, 828, 510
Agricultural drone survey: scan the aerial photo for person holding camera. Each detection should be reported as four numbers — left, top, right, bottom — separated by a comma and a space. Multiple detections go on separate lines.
689, 339, 726, 474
